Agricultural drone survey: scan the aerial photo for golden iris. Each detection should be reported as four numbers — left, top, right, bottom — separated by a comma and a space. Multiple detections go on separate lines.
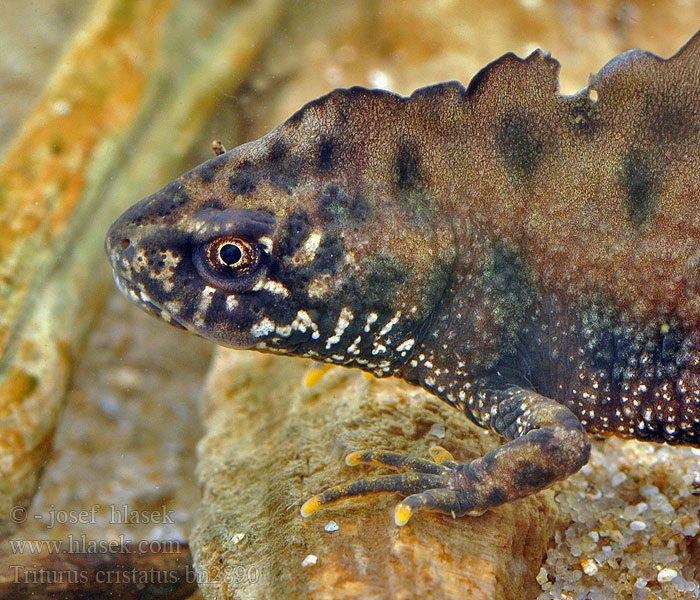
205, 236, 257, 274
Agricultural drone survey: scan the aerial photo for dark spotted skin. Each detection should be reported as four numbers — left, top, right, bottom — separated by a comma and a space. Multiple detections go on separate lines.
106, 32, 700, 525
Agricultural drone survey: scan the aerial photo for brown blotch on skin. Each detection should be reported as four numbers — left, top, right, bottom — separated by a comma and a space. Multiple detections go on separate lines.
318, 185, 369, 223
228, 161, 258, 195
512, 460, 555, 491
394, 141, 423, 190
228, 147, 300, 195
622, 148, 659, 225
497, 114, 542, 178
317, 135, 335, 172
198, 153, 229, 183
485, 486, 508, 507
267, 139, 288, 163
309, 233, 344, 275
280, 210, 311, 254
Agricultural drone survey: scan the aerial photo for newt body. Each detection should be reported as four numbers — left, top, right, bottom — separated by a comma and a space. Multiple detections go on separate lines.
106, 33, 700, 524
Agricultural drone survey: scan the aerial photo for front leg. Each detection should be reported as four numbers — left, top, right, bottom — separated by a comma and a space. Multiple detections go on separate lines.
301, 387, 591, 525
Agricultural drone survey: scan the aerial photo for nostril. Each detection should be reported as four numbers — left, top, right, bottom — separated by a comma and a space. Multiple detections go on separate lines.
121, 239, 131, 249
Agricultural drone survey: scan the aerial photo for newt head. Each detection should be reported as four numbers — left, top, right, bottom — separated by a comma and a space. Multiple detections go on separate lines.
105, 87, 456, 371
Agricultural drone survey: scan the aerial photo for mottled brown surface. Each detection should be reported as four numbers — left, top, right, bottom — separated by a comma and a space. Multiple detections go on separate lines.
108, 2, 700, 565
5, 1, 700, 599
112, 4, 700, 600
194, 352, 561, 599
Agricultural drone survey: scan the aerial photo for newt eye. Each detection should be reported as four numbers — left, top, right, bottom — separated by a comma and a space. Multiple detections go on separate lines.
206, 237, 257, 274
193, 236, 262, 290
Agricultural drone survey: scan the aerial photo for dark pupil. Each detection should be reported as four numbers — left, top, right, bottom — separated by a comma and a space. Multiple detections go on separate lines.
220, 243, 242, 266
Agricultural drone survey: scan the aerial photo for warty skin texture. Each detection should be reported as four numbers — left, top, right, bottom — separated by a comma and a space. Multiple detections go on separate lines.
107, 31, 700, 524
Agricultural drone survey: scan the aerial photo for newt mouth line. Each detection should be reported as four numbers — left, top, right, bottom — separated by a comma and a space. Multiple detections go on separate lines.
111, 272, 187, 330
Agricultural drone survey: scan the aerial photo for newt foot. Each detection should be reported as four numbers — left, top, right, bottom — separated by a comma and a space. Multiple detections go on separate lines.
301, 446, 482, 526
